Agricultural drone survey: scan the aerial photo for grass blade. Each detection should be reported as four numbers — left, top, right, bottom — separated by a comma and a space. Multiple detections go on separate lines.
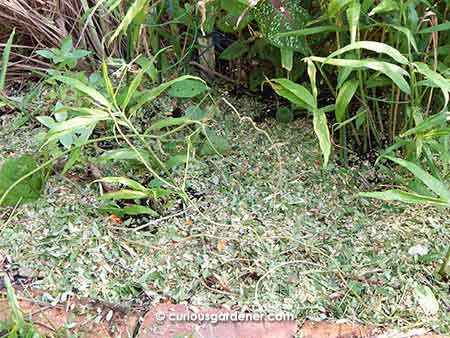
0, 29, 15, 92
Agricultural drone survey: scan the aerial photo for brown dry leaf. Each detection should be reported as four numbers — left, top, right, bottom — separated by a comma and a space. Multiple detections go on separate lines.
108, 214, 123, 225
217, 239, 227, 252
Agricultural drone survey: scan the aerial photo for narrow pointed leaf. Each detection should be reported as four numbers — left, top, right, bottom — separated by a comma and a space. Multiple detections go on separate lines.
308, 57, 410, 94
386, 156, 450, 202
328, 41, 409, 65
336, 79, 359, 122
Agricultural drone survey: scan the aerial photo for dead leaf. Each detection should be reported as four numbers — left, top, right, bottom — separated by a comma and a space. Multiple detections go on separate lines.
217, 239, 227, 252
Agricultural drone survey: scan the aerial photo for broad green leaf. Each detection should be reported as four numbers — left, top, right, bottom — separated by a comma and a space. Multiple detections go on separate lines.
328, 41, 409, 65
148, 117, 194, 131
386, 156, 450, 202
201, 129, 231, 155
0, 155, 44, 206
94, 177, 148, 192
101, 189, 148, 200
219, 40, 249, 60
414, 62, 450, 112
308, 57, 411, 94
132, 75, 204, 112
275, 25, 344, 38
347, 1, 361, 44
36, 116, 56, 129
36, 49, 54, 59
359, 189, 449, 207
166, 154, 188, 168
110, 0, 149, 42
369, 0, 399, 16
253, 0, 310, 52
168, 79, 208, 98
53, 75, 112, 109
328, 0, 353, 17
313, 109, 331, 167
136, 55, 158, 82
49, 116, 105, 135
122, 204, 159, 216
268, 78, 316, 109
97, 148, 154, 163
414, 284, 440, 315
336, 79, 359, 122
0, 29, 14, 92
419, 21, 450, 34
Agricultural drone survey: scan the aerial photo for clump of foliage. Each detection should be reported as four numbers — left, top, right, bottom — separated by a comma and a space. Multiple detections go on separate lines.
0, 275, 44, 338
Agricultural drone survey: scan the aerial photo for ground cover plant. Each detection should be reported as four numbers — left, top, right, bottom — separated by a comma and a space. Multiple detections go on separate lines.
0, 0, 449, 336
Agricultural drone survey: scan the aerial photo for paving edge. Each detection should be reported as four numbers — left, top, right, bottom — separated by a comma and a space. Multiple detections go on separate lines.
0, 288, 447, 338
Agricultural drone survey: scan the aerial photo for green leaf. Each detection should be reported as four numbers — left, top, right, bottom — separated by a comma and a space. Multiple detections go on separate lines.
136, 55, 158, 82
121, 67, 145, 110
400, 112, 448, 137
121, 204, 159, 216
386, 156, 450, 202
0, 29, 14, 92
219, 40, 249, 60
359, 189, 449, 207
168, 79, 208, 98
336, 79, 359, 122
328, 0, 353, 17
308, 57, 411, 94
166, 154, 188, 169
53, 75, 112, 109
201, 130, 231, 155
94, 177, 148, 192
110, 0, 149, 43
391, 25, 418, 53
132, 75, 205, 112
414, 284, 440, 315
268, 78, 316, 110
101, 189, 149, 200
35, 49, 55, 60
148, 117, 193, 131
419, 21, 450, 34
97, 148, 156, 165
274, 25, 343, 38
253, 0, 310, 52
49, 116, 105, 135
280, 48, 294, 72
36, 116, 56, 129
328, 41, 409, 65
369, 0, 399, 16
347, 1, 361, 44
0, 155, 44, 206
414, 62, 450, 112
313, 109, 331, 167
62, 148, 81, 175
